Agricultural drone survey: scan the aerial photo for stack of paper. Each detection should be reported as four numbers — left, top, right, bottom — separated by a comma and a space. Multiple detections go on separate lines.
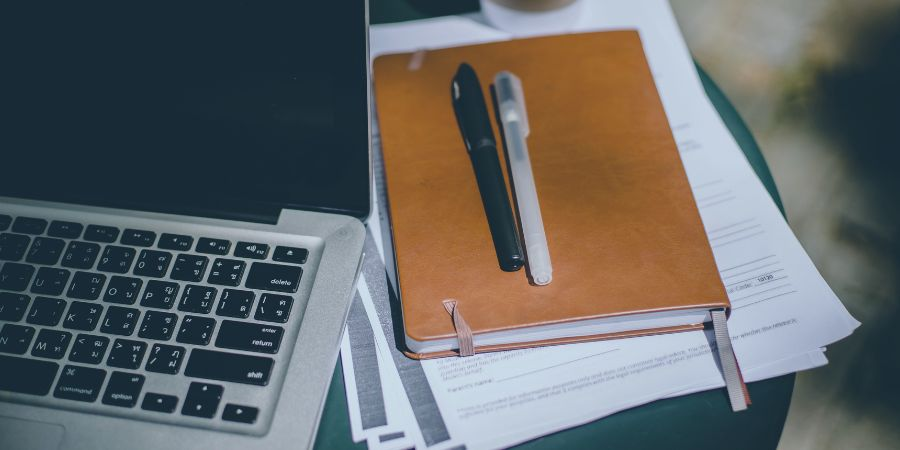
338, 1, 859, 448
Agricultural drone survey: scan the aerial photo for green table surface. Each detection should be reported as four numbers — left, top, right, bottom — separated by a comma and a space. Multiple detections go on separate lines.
314, 3, 793, 449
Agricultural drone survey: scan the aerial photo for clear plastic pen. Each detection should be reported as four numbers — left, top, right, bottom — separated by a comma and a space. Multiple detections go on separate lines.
494, 71, 553, 285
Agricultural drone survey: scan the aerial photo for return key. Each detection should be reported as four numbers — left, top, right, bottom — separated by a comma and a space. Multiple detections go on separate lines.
215, 320, 283, 354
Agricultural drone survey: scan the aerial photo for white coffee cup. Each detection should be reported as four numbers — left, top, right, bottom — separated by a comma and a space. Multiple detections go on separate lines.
479, 0, 587, 35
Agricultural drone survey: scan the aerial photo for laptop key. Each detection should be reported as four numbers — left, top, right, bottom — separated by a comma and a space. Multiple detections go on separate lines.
97, 246, 136, 273
107, 339, 147, 369
0, 355, 58, 396
12, 217, 48, 235
255, 293, 293, 323
170, 254, 209, 282
182, 382, 223, 419
196, 238, 230, 255
84, 225, 119, 243
54, 365, 106, 402
67, 271, 106, 300
138, 311, 178, 340
215, 320, 282, 354
26, 296, 66, 326
178, 285, 216, 314
216, 289, 254, 318
223, 404, 259, 424
69, 334, 109, 364
142, 393, 179, 413
120, 229, 156, 247
245, 262, 302, 293
158, 234, 193, 251
140, 280, 179, 310
184, 349, 273, 386
31, 329, 72, 359
61, 241, 101, 269
176, 315, 216, 346
0, 263, 35, 291
102, 372, 145, 408
134, 250, 172, 278
0, 215, 10, 231
235, 242, 269, 259
103, 276, 143, 305
0, 324, 36, 354
26, 237, 65, 265
145, 344, 185, 374
48, 221, 83, 239
207, 258, 245, 287
63, 301, 103, 331
101, 306, 140, 336
30, 267, 71, 296
0, 292, 30, 321
272, 246, 308, 264
0, 233, 31, 261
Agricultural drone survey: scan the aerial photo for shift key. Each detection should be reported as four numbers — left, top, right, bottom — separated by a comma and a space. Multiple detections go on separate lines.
185, 349, 274, 386
215, 320, 283, 354
245, 263, 302, 293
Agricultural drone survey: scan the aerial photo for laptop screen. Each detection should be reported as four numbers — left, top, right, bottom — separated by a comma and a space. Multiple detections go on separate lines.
0, 2, 370, 222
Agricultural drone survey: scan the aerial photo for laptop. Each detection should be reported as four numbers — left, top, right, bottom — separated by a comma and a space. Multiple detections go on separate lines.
0, 2, 369, 449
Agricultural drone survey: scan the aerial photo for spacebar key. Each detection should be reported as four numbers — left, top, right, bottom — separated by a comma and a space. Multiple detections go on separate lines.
184, 349, 274, 386
0, 355, 59, 396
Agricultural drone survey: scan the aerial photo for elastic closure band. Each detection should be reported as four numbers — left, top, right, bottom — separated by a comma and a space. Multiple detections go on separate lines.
442, 299, 475, 356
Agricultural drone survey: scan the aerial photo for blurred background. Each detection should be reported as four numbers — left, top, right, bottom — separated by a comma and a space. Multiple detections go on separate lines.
669, 1, 900, 449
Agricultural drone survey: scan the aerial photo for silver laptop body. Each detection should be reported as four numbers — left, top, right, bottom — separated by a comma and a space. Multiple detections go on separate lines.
0, 2, 370, 449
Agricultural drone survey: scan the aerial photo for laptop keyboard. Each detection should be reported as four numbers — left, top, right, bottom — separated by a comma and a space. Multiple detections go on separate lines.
0, 212, 315, 433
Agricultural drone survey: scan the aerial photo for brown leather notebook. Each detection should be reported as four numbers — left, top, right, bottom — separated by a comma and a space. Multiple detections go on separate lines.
374, 31, 729, 360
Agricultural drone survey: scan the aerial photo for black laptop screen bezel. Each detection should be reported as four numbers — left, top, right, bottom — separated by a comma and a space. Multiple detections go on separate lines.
0, 3, 371, 223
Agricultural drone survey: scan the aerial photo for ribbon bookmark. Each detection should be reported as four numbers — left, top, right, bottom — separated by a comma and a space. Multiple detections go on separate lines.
407, 49, 427, 71
712, 309, 750, 412
442, 299, 475, 357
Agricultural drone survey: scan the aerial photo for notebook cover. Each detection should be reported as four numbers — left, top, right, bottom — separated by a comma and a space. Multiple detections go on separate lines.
373, 30, 729, 359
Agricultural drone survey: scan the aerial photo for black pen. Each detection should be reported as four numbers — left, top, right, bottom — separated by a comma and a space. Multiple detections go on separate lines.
451, 62, 525, 272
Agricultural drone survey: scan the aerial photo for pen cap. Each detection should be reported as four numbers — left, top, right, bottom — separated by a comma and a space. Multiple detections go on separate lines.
452, 63, 497, 152
494, 71, 529, 137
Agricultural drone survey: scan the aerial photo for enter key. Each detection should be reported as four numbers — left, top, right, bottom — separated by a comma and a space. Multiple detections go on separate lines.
215, 320, 283, 354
